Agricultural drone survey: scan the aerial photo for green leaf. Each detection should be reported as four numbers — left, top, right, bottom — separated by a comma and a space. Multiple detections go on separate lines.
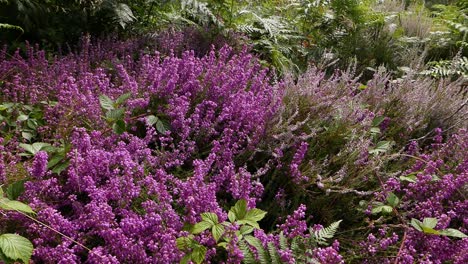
369, 141, 391, 155
47, 154, 65, 169
156, 119, 169, 134
201, 212, 219, 225
20, 142, 51, 155
180, 254, 191, 264
370, 127, 381, 135
439, 228, 468, 238
238, 219, 260, 229
422, 218, 438, 229
27, 119, 38, 130
217, 242, 228, 248
228, 210, 236, 223
399, 174, 417, 183
232, 200, 248, 220
115, 92, 132, 105
372, 203, 393, 215
192, 221, 213, 234
6, 180, 26, 200
0, 198, 34, 214
386, 192, 400, 207
18, 144, 34, 155
421, 226, 440, 235
99, 95, 115, 110
411, 218, 423, 231
212, 224, 225, 242
106, 108, 125, 121
146, 115, 159, 126
21, 132, 33, 141
240, 225, 254, 235
112, 120, 126, 135
372, 116, 385, 127
244, 208, 267, 222
0, 248, 15, 264
191, 246, 207, 264
16, 115, 28, 122
0, 234, 33, 264
176, 237, 191, 250
51, 161, 70, 175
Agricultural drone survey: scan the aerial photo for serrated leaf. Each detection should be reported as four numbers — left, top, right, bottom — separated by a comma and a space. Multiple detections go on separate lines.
6, 180, 26, 200
439, 228, 468, 238
115, 92, 131, 105
240, 225, 254, 235
212, 224, 225, 242
156, 119, 169, 134
0, 198, 34, 214
180, 254, 191, 264
386, 192, 400, 207
176, 237, 191, 250
0, 234, 33, 264
191, 246, 207, 264
106, 108, 125, 121
192, 221, 213, 234
228, 210, 236, 222
201, 212, 218, 225
238, 219, 260, 229
99, 95, 115, 110
112, 120, 126, 135
146, 115, 159, 126
232, 200, 248, 220
422, 218, 438, 229
245, 208, 267, 222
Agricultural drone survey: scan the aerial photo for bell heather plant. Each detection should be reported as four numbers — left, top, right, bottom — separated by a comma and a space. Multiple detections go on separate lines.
1, 36, 467, 263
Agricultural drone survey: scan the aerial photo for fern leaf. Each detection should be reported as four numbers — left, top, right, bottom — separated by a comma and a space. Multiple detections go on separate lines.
239, 240, 257, 264
279, 232, 288, 251
244, 236, 270, 264
0, 23, 24, 33
313, 220, 342, 245
268, 242, 281, 264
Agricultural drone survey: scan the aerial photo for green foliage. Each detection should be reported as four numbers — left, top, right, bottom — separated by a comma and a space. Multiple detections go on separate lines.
0, 188, 34, 263
0, 101, 50, 143
0, 234, 33, 264
420, 56, 468, 78
0, 0, 135, 46
99, 93, 130, 135
178, 199, 267, 263
410, 218, 467, 238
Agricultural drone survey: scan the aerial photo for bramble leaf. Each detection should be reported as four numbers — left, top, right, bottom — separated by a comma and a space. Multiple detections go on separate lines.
0, 234, 33, 264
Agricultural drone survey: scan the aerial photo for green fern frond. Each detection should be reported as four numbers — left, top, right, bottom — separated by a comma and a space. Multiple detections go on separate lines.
181, 0, 223, 28
239, 240, 258, 264
244, 236, 270, 264
0, 23, 24, 33
279, 232, 288, 251
268, 242, 281, 264
312, 220, 342, 245
421, 56, 468, 78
